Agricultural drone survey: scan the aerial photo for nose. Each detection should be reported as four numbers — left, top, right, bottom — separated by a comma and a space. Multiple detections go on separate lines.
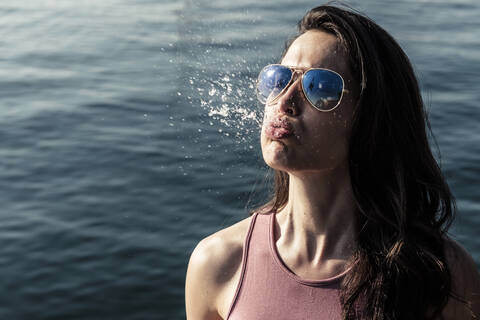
273, 76, 302, 116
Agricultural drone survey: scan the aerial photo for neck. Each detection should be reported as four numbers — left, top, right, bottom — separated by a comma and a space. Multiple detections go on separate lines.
275, 164, 357, 268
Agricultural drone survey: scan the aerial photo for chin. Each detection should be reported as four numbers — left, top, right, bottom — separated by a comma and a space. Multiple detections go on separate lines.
264, 158, 287, 171
262, 149, 347, 175
261, 140, 295, 171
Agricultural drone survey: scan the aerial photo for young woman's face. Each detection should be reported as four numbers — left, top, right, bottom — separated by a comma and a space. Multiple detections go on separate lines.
261, 30, 358, 174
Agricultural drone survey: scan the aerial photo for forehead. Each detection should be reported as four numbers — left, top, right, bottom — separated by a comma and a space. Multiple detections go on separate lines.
281, 30, 348, 73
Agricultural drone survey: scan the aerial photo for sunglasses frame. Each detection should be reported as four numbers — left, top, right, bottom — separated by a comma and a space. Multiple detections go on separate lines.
256, 64, 349, 112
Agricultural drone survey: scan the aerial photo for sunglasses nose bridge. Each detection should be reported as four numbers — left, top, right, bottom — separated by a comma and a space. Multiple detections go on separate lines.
286, 69, 303, 91
291, 69, 303, 80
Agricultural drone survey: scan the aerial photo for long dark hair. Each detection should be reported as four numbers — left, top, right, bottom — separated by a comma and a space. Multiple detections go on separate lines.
253, 4, 457, 319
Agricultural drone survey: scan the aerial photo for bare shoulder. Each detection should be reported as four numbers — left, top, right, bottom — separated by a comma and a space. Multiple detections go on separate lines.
441, 236, 480, 319
185, 215, 254, 320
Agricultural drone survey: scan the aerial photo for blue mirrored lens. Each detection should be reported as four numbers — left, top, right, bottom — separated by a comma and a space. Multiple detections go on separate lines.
256, 65, 292, 104
302, 69, 343, 110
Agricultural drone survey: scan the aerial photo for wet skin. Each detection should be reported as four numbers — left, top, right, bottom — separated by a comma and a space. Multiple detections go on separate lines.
261, 30, 358, 175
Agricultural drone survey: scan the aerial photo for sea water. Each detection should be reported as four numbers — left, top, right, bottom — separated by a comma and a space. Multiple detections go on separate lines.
0, 0, 479, 319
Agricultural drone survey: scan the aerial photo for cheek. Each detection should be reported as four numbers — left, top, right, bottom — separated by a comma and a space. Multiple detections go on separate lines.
302, 114, 351, 162
307, 110, 351, 138
262, 105, 276, 124
260, 128, 267, 150
260, 127, 271, 161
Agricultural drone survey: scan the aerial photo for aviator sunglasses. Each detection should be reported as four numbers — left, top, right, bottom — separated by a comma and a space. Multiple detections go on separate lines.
256, 64, 348, 112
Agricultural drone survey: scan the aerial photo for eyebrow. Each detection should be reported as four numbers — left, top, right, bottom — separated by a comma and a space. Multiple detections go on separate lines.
284, 64, 336, 72
283, 64, 314, 70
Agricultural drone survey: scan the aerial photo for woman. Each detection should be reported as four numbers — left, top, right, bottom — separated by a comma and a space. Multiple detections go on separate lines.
185, 5, 480, 320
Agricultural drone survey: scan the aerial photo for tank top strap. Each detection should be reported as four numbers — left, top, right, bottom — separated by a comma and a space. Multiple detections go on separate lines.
248, 212, 272, 253
225, 212, 270, 319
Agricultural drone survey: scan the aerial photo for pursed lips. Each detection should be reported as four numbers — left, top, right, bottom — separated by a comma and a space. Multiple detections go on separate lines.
264, 118, 294, 139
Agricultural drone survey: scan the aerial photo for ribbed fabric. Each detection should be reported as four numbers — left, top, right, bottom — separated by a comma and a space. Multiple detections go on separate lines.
226, 211, 349, 320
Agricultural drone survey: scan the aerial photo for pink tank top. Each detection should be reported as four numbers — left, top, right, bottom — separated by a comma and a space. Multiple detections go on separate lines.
226, 211, 350, 320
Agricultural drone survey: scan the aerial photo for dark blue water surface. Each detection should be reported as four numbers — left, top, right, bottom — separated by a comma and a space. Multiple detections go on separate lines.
0, 0, 478, 319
